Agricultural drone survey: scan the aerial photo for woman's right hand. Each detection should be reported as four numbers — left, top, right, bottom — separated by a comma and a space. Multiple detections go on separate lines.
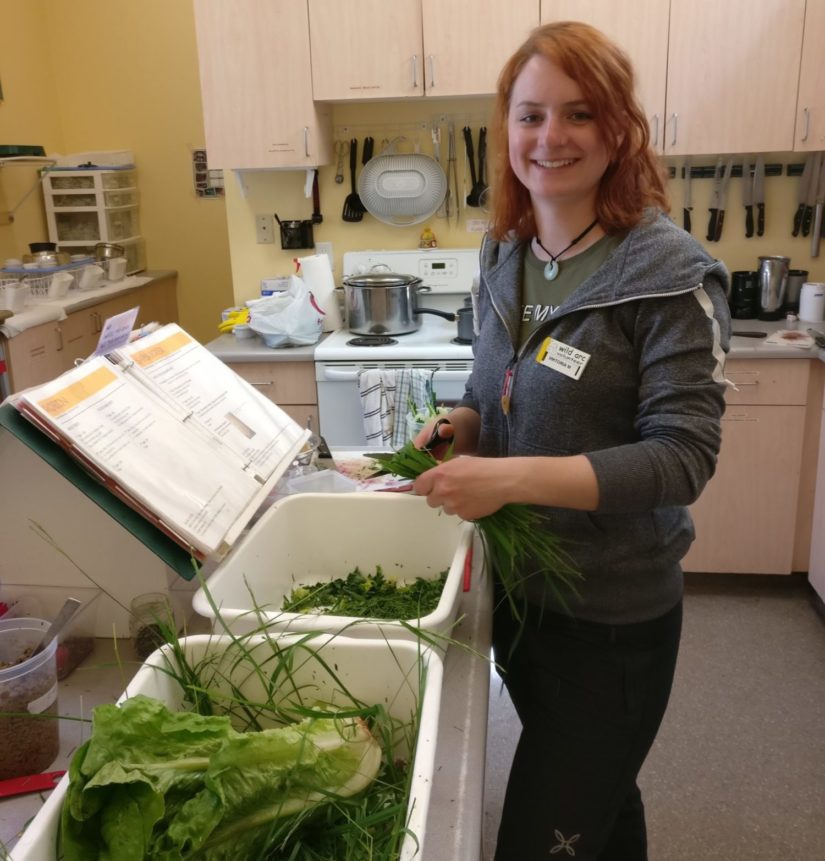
412, 407, 480, 457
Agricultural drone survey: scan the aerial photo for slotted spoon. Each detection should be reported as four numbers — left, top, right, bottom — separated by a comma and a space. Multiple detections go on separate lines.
342, 138, 364, 222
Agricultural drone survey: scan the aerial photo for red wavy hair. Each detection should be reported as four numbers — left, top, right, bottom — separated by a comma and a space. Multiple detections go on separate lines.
487, 21, 669, 241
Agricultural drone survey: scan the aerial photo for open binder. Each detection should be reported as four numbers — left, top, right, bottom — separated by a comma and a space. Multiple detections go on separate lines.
10, 324, 310, 562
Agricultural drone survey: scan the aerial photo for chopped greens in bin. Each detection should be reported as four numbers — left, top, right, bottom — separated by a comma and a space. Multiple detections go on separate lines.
282, 566, 448, 620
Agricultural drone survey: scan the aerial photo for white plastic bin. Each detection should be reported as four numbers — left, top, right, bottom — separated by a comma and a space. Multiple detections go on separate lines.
193, 492, 473, 643
11, 633, 443, 861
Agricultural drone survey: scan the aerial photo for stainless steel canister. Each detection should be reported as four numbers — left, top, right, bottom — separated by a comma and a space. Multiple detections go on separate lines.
757, 255, 790, 320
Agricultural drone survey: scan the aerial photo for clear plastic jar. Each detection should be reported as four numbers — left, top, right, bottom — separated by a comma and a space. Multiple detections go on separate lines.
129, 593, 175, 660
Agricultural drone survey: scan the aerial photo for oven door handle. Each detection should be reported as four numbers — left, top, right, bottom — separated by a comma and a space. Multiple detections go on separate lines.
319, 367, 471, 382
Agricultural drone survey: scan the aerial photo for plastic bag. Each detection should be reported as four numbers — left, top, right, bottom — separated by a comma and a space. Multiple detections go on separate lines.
248, 275, 324, 347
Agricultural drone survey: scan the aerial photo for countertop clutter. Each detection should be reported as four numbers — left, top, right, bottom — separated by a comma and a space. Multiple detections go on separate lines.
0, 538, 492, 861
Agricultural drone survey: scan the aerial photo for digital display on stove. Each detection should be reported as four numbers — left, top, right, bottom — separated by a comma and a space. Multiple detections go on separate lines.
431, 262, 446, 270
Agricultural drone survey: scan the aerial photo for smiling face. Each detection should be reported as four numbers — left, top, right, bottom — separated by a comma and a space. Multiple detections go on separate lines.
508, 54, 612, 217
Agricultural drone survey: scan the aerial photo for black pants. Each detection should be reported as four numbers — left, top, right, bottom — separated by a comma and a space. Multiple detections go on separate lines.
492, 594, 682, 861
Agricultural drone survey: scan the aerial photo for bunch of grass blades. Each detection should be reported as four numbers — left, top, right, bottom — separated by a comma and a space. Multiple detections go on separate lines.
58, 624, 430, 861
371, 442, 583, 626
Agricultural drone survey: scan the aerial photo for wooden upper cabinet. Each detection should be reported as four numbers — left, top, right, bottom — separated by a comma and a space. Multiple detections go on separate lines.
540, 1, 669, 152
193, 0, 332, 169
664, 0, 805, 156
794, 0, 825, 151
308, 0, 424, 99
309, 0, 539, 100
421, 0, 539, 98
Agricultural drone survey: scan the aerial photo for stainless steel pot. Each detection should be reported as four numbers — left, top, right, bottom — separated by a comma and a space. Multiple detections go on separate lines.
342, 267, 455, 335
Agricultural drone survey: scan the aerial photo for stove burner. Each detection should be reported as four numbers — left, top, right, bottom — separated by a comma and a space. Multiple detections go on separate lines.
452, 337, 472, 346
347, 335, 399, 347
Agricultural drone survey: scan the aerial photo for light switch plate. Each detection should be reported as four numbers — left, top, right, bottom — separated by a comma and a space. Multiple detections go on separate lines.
255, 214, 275, 244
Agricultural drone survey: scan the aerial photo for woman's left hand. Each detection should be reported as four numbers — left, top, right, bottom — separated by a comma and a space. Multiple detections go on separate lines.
413, 455, 513, 520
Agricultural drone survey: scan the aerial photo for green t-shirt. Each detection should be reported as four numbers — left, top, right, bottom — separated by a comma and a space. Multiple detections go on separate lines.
519, 233, 622, 346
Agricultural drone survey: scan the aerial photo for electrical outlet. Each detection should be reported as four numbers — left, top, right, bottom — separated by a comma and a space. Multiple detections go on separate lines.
255, 214, 274, 244
315, 241, 334, 263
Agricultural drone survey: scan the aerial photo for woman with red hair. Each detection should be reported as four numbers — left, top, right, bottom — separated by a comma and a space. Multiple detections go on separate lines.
413, 21, 731, 861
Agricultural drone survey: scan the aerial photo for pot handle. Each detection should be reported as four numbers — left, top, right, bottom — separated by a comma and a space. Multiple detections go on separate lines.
414, 307, 456, 321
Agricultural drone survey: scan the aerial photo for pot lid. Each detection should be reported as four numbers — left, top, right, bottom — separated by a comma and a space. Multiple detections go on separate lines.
343, 268, 422, 288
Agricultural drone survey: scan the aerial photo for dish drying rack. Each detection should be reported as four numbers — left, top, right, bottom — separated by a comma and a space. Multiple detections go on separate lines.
0, 257, 95, 298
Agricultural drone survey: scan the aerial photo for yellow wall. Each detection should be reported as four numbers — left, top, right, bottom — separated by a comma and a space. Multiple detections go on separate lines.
0, 0, 233, 343
2, 3, 822, 338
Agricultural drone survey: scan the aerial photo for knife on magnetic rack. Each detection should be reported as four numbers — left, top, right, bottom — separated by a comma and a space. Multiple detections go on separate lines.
753, 155, 766, 237
683, 157, 692, 232
706, 157, 723, 242
792, 153, 814, 236
741, 155, 753, 238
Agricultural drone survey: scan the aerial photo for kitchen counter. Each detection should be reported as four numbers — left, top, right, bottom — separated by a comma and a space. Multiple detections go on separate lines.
208, 320, 825, 363
206, 331, 326, 362
0, 537, 493, 860
0, 270, 177, 337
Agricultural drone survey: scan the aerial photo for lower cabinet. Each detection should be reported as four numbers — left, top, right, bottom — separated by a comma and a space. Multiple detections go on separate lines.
3, 274, 178, 393
682, 358, 821, 575
227, 361, 318, 431
807, 382, 825, 599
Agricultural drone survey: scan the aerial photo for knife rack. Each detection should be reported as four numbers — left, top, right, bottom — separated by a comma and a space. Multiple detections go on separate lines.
668, 163, 806, 179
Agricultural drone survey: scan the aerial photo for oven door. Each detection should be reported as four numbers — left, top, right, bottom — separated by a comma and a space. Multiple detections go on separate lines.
315, 361, 472, 448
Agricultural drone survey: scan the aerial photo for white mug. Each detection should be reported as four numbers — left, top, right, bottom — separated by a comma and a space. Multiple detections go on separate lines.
798, 281, 825, 322
106, 257, 127, 281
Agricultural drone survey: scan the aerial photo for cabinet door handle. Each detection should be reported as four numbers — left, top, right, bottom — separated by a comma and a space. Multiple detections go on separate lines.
651, 113, 660, 147
411, 55, 418, 89
55, 326, 63, 352
801, 107, 810, 143
427, 55, 435, 90
670, 112, 678, 148
304, 127, 310, 158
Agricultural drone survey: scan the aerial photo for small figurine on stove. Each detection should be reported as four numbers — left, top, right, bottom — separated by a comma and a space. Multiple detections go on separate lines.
418, 226, 437, 248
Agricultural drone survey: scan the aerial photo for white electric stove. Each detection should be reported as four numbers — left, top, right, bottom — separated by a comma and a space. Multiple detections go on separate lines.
315, 248, 478, 446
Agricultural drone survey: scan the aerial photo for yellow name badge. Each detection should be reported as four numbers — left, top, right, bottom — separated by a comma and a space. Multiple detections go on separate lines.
536, 337, 591, 380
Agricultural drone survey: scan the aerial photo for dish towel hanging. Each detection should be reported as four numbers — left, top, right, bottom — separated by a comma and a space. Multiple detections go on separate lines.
392, 368, 435, 448
358, 369, 397, 446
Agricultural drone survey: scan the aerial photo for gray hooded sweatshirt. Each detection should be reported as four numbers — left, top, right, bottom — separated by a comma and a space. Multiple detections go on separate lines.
460, 211, 731, 624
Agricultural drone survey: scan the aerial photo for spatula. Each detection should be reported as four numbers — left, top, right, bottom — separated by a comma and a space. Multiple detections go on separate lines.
342, 138, 363, 222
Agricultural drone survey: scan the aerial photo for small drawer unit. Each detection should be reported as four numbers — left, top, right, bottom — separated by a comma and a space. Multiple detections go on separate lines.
43, 167, 145, 265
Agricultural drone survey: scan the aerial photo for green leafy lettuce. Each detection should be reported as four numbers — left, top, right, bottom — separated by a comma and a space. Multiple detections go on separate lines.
60, 694, 382, 860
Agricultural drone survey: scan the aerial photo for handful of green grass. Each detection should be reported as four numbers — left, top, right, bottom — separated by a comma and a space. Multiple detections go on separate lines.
370, 443, 583, 622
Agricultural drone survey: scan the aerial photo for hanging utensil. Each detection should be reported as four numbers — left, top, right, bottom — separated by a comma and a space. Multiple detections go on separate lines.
714, 157, 735, 241
333, 139, 348, 184
432, 120, 448, 218
753, 155, 766, 237
803, 152, 821, 237
792, 153, 814, 236
741, 156, 753, 238
810, 154, 825, 258
448, 121, 460, 226
706, 157, 724, 242
477, 126, 489, 210
464, 126, 483, 207
311, 169, 322, 224
342, 138, 363, 223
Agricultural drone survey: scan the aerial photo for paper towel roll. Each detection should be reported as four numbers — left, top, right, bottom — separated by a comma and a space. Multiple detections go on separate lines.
297, 253, 342, 332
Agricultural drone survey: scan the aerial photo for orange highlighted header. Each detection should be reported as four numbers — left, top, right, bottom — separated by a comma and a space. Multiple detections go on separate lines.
130, 330, 192, 368
36, 365, 118, 419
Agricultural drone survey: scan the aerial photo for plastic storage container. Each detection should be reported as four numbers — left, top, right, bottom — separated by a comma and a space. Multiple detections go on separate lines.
43, 168, 144, 269
0, 585, 100, 679
193, 492, 474, 643
0, 618, 60, 780
11, 632, 443, 861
